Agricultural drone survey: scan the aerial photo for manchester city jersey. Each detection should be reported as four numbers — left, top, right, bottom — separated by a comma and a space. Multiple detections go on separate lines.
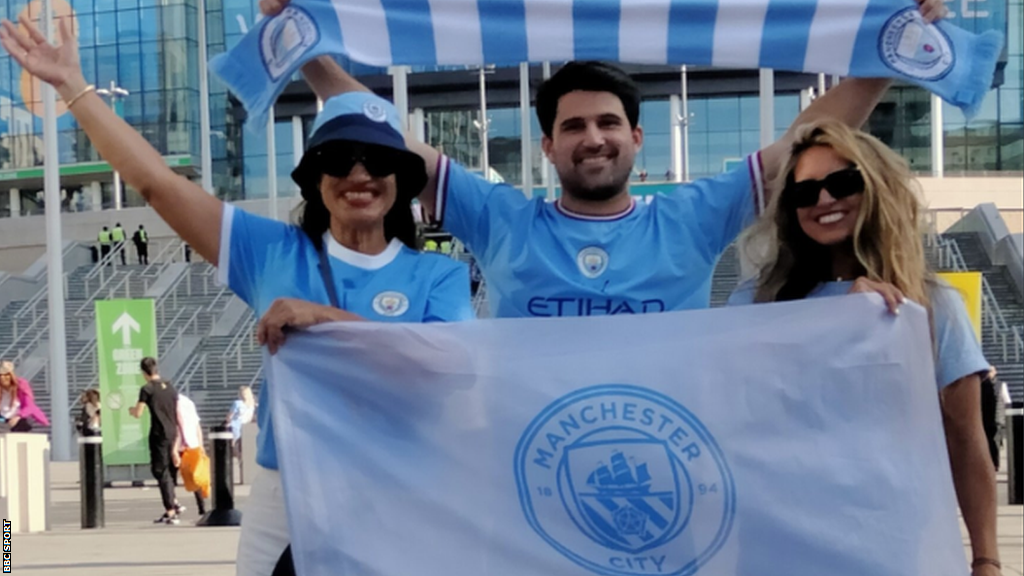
437, 155, 763, 318
217, 205, 473, 469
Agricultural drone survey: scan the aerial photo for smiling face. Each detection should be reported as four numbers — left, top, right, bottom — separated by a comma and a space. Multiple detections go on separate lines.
319, 161, 398, 232
792, 146, 864, 246
0, 373, 12, 389
541, 91, 642, 202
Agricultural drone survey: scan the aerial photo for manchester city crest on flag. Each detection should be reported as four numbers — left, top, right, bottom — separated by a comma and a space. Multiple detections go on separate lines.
259, 6, 320, 81
515, 385, 735, 576
577, 247, 609, 279
879, 7, 955, 81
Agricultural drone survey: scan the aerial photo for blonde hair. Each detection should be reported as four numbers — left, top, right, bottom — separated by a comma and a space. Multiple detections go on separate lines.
239, 385, 255, 408
741, 119, 931, 308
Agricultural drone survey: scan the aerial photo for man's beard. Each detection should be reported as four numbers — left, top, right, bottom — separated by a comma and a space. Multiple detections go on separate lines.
558, 164, 632, 203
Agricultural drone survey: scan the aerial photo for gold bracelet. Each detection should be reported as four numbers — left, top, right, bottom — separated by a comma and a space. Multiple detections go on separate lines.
971, 557, 1001, 570
64, 84, 95, 109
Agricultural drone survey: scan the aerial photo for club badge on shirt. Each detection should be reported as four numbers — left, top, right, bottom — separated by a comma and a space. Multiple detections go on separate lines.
373, 291, 410, 317
577, 246, 610, 279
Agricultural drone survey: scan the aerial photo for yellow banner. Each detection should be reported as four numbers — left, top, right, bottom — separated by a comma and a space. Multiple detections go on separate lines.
938, 272, 983, 341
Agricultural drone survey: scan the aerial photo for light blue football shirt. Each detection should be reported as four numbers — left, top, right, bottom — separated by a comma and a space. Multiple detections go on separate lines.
727, 279, 989, 389
436, 154, 763, 318
217, 205, 473, 469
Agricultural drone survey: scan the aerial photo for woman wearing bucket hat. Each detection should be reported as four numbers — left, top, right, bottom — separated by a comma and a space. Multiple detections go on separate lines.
3, 16, 472, 574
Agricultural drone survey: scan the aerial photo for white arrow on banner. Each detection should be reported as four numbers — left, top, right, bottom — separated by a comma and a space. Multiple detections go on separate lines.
112, 312, 141, 347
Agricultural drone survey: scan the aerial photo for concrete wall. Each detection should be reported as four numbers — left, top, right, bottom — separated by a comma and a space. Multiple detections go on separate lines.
0, 197, 301, 274
917, 177, 1024, 233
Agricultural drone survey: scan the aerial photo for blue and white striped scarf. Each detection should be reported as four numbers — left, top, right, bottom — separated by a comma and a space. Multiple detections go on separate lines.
212, 0, 1002, 129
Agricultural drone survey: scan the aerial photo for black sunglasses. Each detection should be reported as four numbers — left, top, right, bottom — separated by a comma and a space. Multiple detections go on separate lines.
784, 167, 865, 209
315, 143, 402, 179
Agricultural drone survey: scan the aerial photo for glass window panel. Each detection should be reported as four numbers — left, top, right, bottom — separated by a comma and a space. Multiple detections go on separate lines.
1004, 56, 1023, 90
640, 100, 670, 135
1008, 4, 1022, 55
942, 101, 967, 128
706, 98, 740, 132
139, 7, 159, 41
999, 89, 1023, 123
967, 90, 999, 125
78, 46, 97, 84
95, 11, 118, 44
117, 0, 138, 10
162, 4, 187, 38
118, 42, 142, 93
117, 8, 141, 42
999, 123, 1023, 170
774, 95, 799, 131
94, 0, 116, 12
142, 90, 162, 123
96, 45, 117, 86
687, 98, 708, 133
70, 0, 94, 15
76, 13, 95, 44
187, 6, 199, 41
140, 41, 161, 91
740, 130, 760, 156
739, 95, 759, 132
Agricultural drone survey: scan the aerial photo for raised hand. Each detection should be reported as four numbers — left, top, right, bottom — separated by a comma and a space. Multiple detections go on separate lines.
0, 15, 82, 92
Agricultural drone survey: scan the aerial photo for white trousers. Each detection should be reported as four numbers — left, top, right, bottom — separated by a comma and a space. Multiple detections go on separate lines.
236, 467, 290, 576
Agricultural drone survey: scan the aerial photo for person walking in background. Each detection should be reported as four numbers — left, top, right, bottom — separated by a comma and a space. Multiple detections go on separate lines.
980, 367, 1002, 470
225, 385, 256, 457
129, 357, 183, 525
132, 224, 149, 265
97, 225, 112, 264
174, 393, 208, 518
0, 360, 49, 433
76, 388, 101, 436
111, 222, 127, 265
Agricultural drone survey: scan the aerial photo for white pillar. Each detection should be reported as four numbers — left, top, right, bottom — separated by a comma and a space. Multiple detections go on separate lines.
817, 73, 827, 97
759, 69, 775, 149
681, 65, 691, 182
799, 87, 814, 112
669, 95, 682, 183
42, 0, 71, 461
197, 0, 213, 194
291, 115, 303, 168
931, 94, 944, 178
389, 66, 410, 130
478, 67, 489, 179
112, 168, 123, 210
89, 181, 102, 211
267, 111, 278, 220
519, 62, 532, 198
542, 62, 556, 201
9, 188, 20, 218
412, 108, 425, 142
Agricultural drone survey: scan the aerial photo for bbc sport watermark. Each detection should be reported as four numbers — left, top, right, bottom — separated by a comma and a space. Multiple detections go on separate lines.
2, 518, 11, 573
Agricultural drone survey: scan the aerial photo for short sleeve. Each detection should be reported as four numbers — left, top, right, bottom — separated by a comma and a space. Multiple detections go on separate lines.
661, 153, 761, 256
424, 261, 474, 323
138, 385, 150, 405
216, 205, 294, 308
931, 283, 989, 389
436, 157, 529, 257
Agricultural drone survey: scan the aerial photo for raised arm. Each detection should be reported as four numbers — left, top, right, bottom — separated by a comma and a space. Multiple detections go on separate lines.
1, 16, 223, 264
759, 0, 948, 193
259, 0, 444, 217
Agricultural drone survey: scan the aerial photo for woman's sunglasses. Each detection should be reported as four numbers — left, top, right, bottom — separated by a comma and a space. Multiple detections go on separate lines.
783, 167, 865, 209
316, 143, 402, 179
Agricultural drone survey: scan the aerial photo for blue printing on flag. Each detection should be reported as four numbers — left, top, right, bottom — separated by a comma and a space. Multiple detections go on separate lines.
381, 0, 438, 66
478, 0, 528, 65
849, 0, 893, 76
574, 0, 620, 62
758, 0, 817, 70
667, 0, 717, 65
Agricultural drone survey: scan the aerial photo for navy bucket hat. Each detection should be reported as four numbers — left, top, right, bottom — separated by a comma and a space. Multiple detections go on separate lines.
292, 92, 427, 200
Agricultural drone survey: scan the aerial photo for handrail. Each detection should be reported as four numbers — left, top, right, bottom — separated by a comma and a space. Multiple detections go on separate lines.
936, 237, 1023, 363
248, 364, 264, 388
0, 311, 49, 362
177, 353, 209, 395
152, 265, 192, 324
81, 241, 132, 295
163, 308, 203, 356
12, 284, 48, 321
73, 268, 131, 317
139, 239, 182, 277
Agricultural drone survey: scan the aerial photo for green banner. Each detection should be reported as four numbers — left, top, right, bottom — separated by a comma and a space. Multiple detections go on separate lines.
95, 299, 158, 465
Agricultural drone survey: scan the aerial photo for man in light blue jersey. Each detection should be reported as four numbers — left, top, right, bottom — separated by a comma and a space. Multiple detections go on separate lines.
259, 0, 945, 319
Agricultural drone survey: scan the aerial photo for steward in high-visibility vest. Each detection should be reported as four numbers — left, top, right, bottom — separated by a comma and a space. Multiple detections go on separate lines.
111, 223, 127, 265
132, 225, 150, 265
98, 226, 112, 263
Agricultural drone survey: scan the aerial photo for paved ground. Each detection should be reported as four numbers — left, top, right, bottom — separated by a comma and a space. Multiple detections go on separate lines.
5, 461, 1024, 575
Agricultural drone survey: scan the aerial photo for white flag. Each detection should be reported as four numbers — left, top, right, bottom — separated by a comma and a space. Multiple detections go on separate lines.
269, 295, 968, 576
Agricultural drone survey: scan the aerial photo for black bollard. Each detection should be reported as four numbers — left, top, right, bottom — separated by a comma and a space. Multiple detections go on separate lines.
78, 435, 104, 529
1008, 406, 1023, 505
197, 425, 242, 526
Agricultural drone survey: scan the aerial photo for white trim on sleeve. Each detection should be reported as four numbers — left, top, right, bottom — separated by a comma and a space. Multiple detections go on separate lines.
748, 151, 766, 216
216, 204, 235, 287
435, 155, 451, 226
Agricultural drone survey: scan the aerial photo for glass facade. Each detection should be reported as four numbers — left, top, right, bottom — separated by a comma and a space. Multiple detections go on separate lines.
0, 0, 1019, 217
